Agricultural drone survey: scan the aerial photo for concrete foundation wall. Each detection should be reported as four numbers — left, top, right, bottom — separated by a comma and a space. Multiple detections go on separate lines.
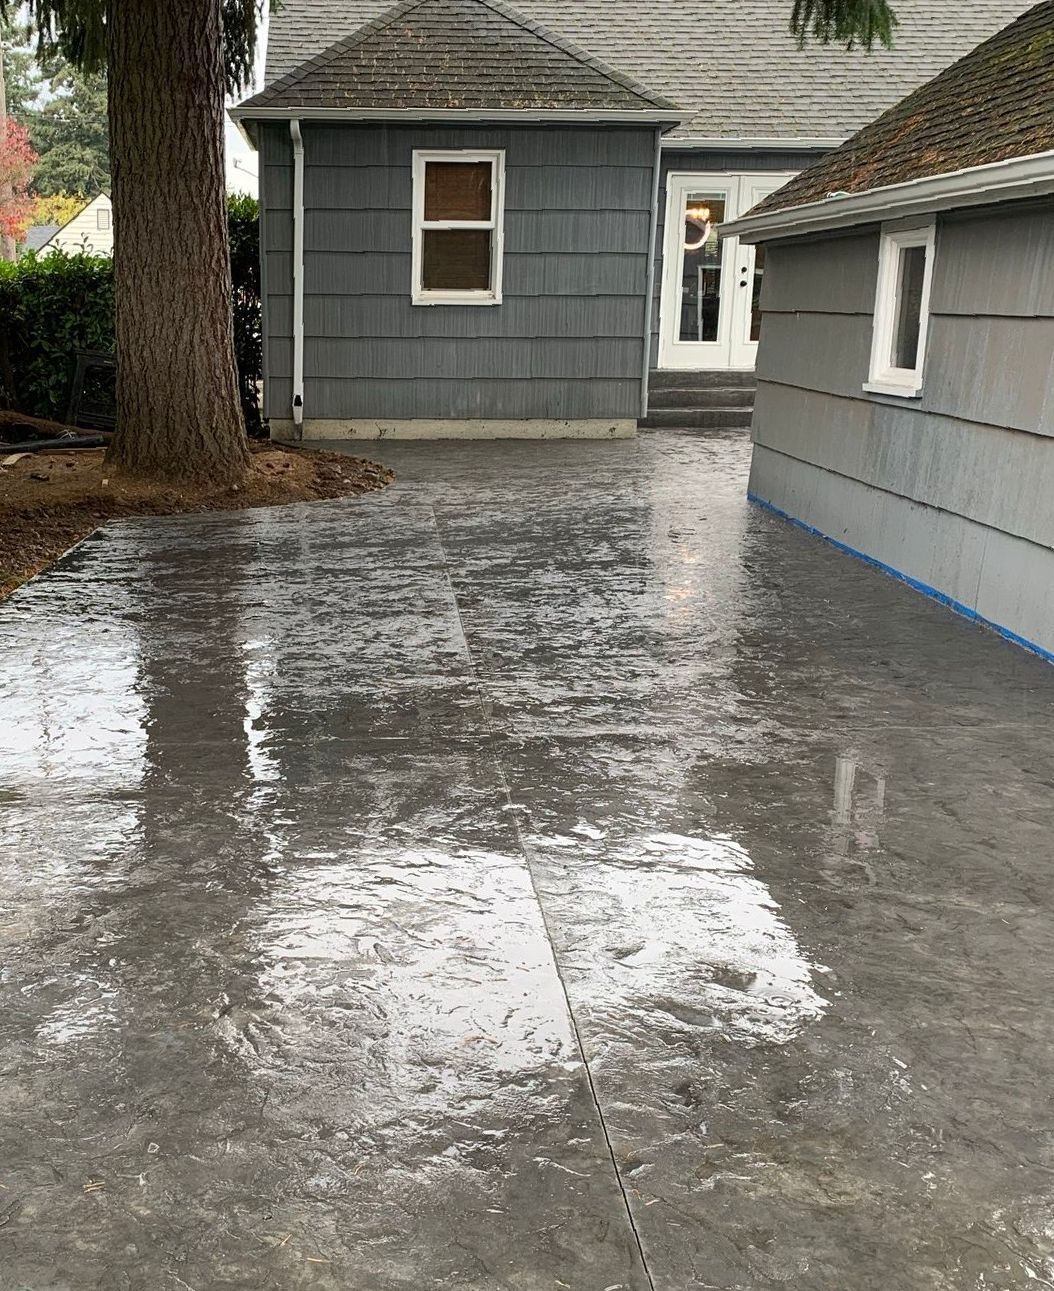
750, 199, 1054, 658
273, 417, 635, 440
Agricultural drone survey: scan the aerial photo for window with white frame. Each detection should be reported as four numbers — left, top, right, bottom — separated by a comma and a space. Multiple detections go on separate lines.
97, 206, 111, 231
411, 150, 505, 305
865, 220, 936, 397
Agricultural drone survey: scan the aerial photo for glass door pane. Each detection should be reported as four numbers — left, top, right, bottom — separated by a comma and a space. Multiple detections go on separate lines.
750, 244, 766, 342
677, 194, 726, 343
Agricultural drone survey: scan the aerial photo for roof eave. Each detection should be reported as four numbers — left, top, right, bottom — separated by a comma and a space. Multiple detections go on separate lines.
723, 148, 1054, 243
665, 135, 845, 151
229, 104, 683, 135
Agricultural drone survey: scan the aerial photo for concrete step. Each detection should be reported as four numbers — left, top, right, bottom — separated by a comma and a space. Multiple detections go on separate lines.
648, 385, 755, 410
639, 407, 753, 429
649, 368, 757, 392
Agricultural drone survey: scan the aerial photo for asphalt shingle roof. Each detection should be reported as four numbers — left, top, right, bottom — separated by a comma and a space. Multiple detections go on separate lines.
750, 0, 1054, 213
241, 0, 678, 113
21, 225, 59, 252
261, 0, 1034, 140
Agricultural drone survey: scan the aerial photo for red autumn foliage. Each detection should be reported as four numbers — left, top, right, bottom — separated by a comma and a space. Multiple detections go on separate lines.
0, 119, 38, 242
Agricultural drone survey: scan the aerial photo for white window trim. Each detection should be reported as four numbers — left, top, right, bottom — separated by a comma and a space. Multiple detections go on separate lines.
411, 149, 505, 306
864, 219, 936, 398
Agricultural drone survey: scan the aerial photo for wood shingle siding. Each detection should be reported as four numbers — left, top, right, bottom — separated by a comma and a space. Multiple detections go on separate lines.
749, 198, 1054, 652
259, 122, 655, 422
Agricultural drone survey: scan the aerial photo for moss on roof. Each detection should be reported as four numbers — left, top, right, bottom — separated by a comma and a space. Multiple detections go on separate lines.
752, 0, 1054, 215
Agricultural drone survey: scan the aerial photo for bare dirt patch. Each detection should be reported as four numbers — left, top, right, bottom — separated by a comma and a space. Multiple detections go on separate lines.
0, 441, 393, 599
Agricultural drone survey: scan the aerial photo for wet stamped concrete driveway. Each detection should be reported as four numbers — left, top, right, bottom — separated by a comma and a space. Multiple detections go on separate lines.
2, 430, 1054, 1291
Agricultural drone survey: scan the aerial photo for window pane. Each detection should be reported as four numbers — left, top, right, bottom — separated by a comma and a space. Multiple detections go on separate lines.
750, 244, 766, 342
678, 194, 725, 343
424, 162, 491, 221
892, 244, 926, 369
422, 229, 491, 290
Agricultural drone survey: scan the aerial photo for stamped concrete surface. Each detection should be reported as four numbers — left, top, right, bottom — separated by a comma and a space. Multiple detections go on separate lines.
1, 430, 1053, 1290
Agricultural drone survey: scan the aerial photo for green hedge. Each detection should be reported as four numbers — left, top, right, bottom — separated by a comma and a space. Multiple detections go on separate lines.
0, 195, 263, 434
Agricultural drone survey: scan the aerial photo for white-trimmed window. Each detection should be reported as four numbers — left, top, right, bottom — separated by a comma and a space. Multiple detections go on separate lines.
411, 149, 505, 305
97, 206, 111, 231
865, 220, 936, 397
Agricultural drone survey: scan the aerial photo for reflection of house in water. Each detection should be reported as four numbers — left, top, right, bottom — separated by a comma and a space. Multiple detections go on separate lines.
829, 753, 887, 869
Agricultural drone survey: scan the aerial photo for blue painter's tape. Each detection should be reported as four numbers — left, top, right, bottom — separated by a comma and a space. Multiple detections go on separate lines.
747, 491, 1054, 667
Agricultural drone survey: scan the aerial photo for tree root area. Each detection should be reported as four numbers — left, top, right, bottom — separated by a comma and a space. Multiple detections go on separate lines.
0, 442, 393, 599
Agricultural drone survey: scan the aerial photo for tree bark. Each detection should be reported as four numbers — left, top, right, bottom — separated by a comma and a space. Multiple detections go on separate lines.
104, 0, 250, 485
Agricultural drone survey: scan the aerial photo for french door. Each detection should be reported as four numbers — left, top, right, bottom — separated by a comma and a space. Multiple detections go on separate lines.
658, 171, 796, 370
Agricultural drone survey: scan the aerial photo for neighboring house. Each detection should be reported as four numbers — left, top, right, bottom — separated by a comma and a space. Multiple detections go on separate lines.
724, 0, 1054, 660
23, 194, 113, 257
21, 224, 61, 254
231, 0, 1030, 439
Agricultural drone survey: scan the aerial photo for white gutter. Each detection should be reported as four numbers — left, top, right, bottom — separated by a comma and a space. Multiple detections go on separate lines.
640, 126, 662, 421
231, 105, 682, 125
724, 148, 1054, 243
664, 135, 843, 151
290, 119, 305, 436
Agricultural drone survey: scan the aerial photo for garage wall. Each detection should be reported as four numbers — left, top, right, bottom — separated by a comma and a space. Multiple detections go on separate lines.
749, 198, 1054, 656
259, 122, 657, 426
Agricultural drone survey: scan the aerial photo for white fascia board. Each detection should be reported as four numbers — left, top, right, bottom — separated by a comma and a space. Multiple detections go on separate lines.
229, 105, 683, 125
723, 148, 1054, 242
232, 116, 257, 151
664, 136, 844, 151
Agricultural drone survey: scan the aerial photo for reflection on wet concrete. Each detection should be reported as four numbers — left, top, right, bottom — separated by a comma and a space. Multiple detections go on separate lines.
3, 431, 1054, 1288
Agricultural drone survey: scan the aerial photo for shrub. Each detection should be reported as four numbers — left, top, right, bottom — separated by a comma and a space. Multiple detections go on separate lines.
227, 193, 263, 437
0, 195, 263, 432
0, 250, 114, 420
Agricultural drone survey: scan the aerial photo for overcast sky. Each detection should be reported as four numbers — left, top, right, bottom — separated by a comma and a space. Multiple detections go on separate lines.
224, 6, 269, 196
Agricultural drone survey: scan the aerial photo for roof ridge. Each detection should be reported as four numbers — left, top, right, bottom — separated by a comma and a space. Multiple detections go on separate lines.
249, 0, 434, 104
462, 0, 680, 110
243, 0, 681, 112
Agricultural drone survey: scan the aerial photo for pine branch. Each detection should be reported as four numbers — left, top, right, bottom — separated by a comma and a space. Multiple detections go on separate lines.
790, 0, 899, 49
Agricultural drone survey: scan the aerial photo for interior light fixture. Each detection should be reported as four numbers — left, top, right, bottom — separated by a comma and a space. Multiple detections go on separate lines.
684, 205, 713, 251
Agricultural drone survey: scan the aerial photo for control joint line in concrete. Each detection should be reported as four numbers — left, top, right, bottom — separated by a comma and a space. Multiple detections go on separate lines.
429, 505, 657, 1291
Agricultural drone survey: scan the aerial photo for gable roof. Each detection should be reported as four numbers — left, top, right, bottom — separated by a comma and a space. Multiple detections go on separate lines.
746, 0, 1054, 218
22, 225, 61, 252
261, 0, 1033, 141
237, 0, 679, 116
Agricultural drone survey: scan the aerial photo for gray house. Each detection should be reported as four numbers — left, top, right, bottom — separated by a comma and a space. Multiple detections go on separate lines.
231, 0, 1030, 440
724, 0, 1054, 661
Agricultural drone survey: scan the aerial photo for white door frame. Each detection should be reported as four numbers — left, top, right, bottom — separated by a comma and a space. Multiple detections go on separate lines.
658, 170, 797, 370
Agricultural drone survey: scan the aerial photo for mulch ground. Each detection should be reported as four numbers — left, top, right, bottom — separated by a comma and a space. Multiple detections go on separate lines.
0, 422, 393, 599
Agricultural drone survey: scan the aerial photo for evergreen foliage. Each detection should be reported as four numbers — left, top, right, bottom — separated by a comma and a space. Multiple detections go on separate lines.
0, 196, 262, 427
790, 0, 898, 48
1, 18, 109, 196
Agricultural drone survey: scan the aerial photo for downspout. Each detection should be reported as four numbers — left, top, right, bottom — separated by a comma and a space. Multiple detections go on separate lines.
640, 127, 663, 422
290, 119, 305, 438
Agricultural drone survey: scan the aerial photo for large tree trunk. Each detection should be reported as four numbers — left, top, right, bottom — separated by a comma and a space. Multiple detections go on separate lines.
104, 0, 250, 485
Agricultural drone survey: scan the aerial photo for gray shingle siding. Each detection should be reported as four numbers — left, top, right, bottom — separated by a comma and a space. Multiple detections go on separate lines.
749, 198, 1054, 652
260, 122, 656, 422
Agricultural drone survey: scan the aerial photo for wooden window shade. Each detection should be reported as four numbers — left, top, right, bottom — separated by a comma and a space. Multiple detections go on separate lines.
424, 162, 492, 221
422, 230, 491, 290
